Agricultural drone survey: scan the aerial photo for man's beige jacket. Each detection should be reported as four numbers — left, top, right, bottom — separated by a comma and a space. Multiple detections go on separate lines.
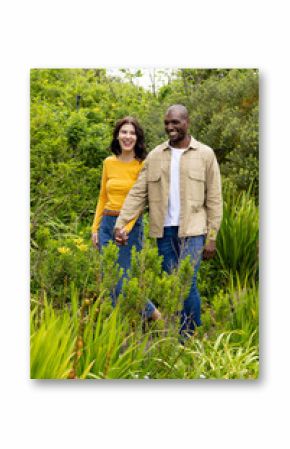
115, 137, 223, 240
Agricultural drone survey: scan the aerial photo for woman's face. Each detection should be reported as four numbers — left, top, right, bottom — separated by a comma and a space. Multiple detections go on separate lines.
118, 123, 137, 153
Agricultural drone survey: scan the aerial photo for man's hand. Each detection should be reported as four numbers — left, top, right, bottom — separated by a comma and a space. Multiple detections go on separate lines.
203, 239, 216, 260
115, 228, 128, 245
91, 232, 99, 250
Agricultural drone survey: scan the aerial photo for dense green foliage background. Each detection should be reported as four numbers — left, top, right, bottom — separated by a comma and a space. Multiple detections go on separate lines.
30, 68, 259, 379
30, 68, 258, 228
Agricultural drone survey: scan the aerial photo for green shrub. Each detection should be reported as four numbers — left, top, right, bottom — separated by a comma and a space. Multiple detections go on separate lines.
31, 231, 100, 305
203, 276, 259, 345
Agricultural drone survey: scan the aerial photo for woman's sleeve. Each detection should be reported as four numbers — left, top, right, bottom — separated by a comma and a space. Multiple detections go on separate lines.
92, 161, 108, 233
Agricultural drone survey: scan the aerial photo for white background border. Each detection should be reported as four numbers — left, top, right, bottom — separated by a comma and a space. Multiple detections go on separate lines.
1, 1, 289, 447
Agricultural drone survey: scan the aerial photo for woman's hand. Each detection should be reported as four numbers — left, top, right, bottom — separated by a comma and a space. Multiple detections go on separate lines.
91, 232, 99, 249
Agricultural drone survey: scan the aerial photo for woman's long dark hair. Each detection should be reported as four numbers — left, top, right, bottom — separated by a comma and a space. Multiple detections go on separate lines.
110, 116, 147, 161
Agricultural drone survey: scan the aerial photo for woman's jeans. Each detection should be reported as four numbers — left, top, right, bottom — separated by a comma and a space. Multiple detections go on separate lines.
98, 215, 156, 318
157, 227, 205, 335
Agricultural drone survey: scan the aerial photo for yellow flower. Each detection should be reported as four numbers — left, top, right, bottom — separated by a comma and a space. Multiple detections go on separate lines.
73, 238, 83, 245
77, 243, 88, 252
57, 246, 71, 255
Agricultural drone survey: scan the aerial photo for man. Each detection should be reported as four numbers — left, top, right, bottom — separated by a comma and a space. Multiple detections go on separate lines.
114, 104, 222, 336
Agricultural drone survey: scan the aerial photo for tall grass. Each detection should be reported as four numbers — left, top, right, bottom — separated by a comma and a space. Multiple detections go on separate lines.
202, 275, 259, 346
183, 331, 259, 379
30, 296, 76, 379
30, 290, 153, 379
216, 188, 259, 281
31, 287, 259, 379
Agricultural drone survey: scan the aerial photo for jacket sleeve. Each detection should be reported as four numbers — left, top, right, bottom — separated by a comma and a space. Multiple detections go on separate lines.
115, 158, 149, 230
205, 153, 223, 240
92, 160, 108, 233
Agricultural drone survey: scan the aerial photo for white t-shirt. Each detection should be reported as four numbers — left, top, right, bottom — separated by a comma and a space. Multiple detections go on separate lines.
164, 147, 185, 226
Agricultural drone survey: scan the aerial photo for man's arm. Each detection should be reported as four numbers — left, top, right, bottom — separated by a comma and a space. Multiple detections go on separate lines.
114, 159, 149, 243
204, 152, 223, 259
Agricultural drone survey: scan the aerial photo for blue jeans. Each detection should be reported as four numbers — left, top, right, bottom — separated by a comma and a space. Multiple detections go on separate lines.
98, 215, 156, 318
157, 227, 205, 335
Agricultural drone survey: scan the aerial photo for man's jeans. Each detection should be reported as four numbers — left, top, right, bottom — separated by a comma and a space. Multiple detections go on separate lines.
98, 215, 156, 318
157, 227, 205, 335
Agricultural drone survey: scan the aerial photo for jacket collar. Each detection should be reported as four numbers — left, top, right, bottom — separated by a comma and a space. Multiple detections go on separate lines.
160, 136, 199, 151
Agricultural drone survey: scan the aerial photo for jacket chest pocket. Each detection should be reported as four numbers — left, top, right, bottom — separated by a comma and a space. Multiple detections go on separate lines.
187, 170, 205, 202
148, 171, 162, 202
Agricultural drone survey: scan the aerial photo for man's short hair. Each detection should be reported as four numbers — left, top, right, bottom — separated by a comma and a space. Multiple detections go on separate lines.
166, 104, 189, 120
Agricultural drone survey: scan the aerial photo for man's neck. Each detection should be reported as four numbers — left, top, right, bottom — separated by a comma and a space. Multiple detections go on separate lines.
169, 135, 191, 149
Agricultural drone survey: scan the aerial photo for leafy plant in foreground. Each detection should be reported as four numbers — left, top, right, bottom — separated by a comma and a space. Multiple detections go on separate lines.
216, 187, 259, 282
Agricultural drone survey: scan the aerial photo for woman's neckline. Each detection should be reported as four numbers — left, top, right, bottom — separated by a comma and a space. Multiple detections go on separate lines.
114, 155, 138, 163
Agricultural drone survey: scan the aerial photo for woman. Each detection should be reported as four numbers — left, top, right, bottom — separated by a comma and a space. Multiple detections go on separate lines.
92, 116, 161, 320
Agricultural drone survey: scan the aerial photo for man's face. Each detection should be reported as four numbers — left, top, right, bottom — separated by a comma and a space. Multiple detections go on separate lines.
164, 110, 189, 144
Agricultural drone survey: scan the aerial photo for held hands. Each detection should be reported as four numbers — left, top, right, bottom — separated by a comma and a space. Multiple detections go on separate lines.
114, 228, 129, 245
95, 229, 216, 255
203, 239, 216, 260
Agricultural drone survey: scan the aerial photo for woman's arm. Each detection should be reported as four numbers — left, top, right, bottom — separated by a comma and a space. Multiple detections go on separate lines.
91, 161, 108, 246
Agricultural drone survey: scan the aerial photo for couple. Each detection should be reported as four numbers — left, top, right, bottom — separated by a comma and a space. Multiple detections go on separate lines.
92, 104, 223, 336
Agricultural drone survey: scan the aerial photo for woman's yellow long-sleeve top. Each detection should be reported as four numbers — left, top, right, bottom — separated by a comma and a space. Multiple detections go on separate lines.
92, 156, 144, 234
